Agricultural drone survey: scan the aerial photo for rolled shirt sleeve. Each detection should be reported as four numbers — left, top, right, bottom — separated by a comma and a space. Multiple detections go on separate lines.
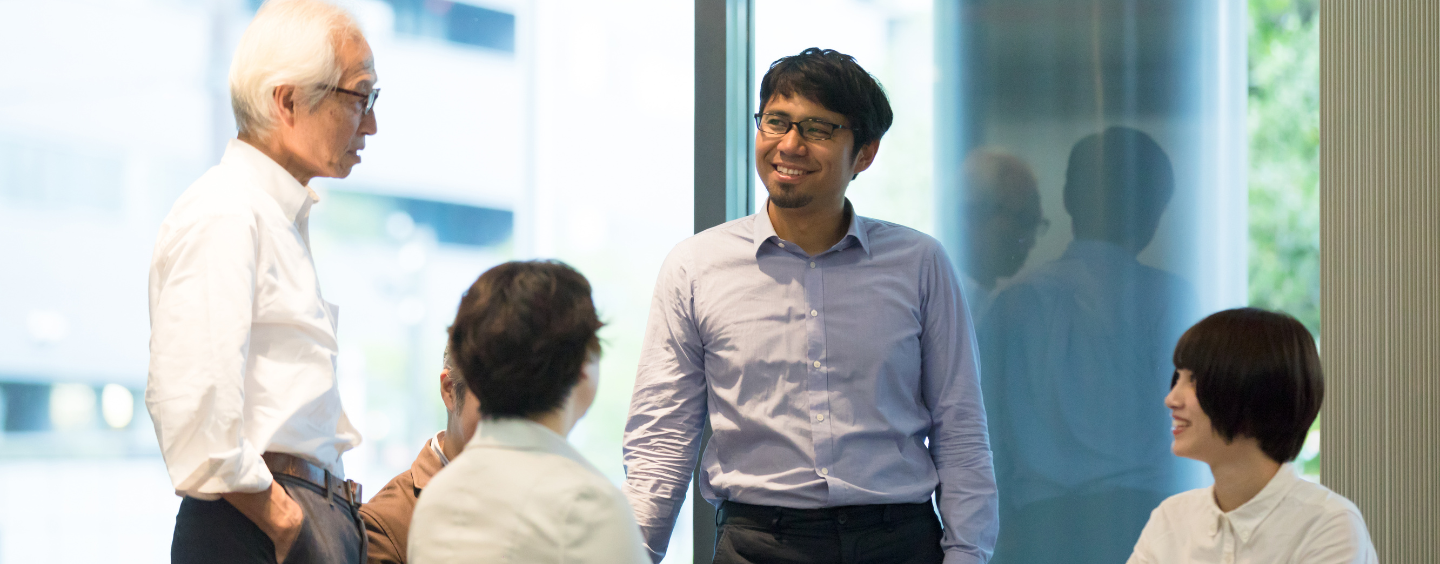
622, 243, 709, 562
146, 208, 272, 499
919, 245, 1000, 564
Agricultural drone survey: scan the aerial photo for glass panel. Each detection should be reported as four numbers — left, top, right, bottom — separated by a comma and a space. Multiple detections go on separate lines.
958, 3, 1243, 561
754, 1, 1253, 562
0, 1, 691, 562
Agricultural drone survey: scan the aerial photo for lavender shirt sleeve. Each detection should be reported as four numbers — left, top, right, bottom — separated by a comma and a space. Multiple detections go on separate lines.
622, 244, 709, 563
919, 245, 1000, 563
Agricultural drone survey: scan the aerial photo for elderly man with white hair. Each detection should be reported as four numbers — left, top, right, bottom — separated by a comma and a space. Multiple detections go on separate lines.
146, 0, 378, 562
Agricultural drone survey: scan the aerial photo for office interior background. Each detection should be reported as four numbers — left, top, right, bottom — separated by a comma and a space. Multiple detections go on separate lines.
7, 0, 1420, 561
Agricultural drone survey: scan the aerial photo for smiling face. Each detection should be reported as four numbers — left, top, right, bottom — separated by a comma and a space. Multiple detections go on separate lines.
755, 94, 878, 211
1166, 368, 1234, 463
289, 33, 378, 180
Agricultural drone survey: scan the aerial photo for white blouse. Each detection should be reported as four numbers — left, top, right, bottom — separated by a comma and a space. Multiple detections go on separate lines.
146, 139, 360, 500
1128, 463, 1377, 564
409, 418, 649, 564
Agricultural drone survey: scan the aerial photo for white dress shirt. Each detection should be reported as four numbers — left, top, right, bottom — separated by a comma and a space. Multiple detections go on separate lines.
409, 418, 649, 564
1128, 464, 1378, 564
146, 139, 360, 500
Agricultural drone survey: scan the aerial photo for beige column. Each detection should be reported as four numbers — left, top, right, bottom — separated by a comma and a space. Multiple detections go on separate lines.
1320, 2, 1440, 561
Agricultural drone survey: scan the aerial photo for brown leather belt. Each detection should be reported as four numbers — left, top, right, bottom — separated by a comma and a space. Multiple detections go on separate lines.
262, 452, 362, 508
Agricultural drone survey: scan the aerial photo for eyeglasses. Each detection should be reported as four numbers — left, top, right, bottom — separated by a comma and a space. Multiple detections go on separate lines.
753, 112, 856, 142
329, 86, 380, 115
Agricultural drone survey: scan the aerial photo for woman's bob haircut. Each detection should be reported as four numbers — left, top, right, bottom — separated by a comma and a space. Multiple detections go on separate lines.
1172, 307, 1323, 463
229, 0, 363, 139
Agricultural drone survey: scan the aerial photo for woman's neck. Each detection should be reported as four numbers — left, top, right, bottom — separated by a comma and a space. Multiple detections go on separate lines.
1208, 442, 1282, 512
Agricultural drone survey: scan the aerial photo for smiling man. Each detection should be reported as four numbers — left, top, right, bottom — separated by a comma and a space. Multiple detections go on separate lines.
147, 1, 378, 562
623, 48, 998, 564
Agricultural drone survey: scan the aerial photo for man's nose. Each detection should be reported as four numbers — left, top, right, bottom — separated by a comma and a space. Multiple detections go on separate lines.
777, 125, 806, 154
360, 108, 378, 135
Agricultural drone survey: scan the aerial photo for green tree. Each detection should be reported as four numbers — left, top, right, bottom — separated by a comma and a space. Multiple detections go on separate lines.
1249, 0, 1320, 336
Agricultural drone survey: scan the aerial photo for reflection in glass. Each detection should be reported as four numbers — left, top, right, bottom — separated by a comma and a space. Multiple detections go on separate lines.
958, 148, 1043, 316
947, 1, 1247, 562
979, 127, 1199, 562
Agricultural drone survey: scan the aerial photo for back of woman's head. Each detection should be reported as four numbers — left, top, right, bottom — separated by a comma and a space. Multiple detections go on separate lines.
1173, 307, 1323, 462
448, 260, 602, 419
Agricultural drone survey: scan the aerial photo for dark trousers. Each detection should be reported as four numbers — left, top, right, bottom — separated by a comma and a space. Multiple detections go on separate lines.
714, 501, 945, 564
172, 474, 365, 564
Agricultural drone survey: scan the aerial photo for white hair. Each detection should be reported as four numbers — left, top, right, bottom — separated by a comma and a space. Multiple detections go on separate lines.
229, 0, 365, 139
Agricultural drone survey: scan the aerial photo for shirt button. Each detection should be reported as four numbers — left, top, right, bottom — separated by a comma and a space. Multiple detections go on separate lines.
778, 242, 786, 248
813, 360, 821, 368
810, 261, 816, 268
820, 468, 829, 476
816, 413, 825, 422
810, 309, 818, 317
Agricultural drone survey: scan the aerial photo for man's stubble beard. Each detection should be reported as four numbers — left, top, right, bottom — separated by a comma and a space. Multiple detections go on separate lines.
767, 183, 812, 209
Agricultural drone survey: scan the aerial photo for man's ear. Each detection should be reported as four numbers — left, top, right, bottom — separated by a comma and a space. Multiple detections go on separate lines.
850, 139, 881, 179
272, 84, 299, 129
439, 368, 457, 412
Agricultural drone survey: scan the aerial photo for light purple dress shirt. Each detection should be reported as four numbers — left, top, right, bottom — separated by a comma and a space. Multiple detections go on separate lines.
623, 201, 999, 564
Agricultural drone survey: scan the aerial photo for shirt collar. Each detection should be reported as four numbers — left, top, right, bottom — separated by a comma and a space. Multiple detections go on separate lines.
1209, 463, 1303, 544
411, 434, 448, 490
751, 198, 871, 257
462, 418, 598, 474
221, 138, 319, 225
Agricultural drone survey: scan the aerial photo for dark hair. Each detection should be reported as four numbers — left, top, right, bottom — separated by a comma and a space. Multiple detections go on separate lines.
1063, 126, 1174, 249
448, 260, 603, 419
759, 47, 894, 154
1172, 307, 1323, 463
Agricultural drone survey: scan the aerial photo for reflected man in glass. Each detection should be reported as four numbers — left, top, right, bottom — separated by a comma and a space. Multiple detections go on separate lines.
979, 126, 1198, 564
957, 148, 1045, 319
624, 48, 997, 564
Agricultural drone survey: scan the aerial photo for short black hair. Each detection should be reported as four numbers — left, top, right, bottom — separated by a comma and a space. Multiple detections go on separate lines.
1172, 307, 1323, 463
448, 260, 603, 420
759, 47, 893, 154
1063, 126, 1174, 249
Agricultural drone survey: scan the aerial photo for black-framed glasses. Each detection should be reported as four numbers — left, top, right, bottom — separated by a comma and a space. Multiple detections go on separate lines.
329, 86, 380, 115
754, 112, 855, 141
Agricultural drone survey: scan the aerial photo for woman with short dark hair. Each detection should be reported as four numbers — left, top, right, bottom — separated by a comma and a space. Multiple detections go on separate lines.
408, 260, 648, 564
1127, 307, 1377, 564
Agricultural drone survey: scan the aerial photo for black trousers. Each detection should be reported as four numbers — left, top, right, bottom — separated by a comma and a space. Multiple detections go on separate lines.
713, 501, 945, 564
172, 474, 365, 564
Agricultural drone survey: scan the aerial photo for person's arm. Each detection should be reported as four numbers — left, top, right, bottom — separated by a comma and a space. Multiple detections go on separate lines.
146, 208, 302, 560
622, 244, 708, 563
224, 486, 305, 562
358, 503, 405, 564
918, 244, 1000, 564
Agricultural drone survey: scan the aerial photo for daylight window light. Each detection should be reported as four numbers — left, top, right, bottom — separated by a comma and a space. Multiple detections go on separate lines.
101, 384, 135, 429
49, 383, 97, 431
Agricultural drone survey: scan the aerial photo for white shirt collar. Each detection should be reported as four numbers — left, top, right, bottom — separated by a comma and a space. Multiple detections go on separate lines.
430, 430, 451, 467
1208, 462, 1303, 544
462, 418, 597, 474
221, 138, 319, 225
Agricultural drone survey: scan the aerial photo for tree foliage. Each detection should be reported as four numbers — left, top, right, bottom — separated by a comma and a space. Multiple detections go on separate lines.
1248, 0, 1320, 339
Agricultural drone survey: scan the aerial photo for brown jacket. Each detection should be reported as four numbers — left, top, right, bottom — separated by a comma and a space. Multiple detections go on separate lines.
359, 437, 446, 564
